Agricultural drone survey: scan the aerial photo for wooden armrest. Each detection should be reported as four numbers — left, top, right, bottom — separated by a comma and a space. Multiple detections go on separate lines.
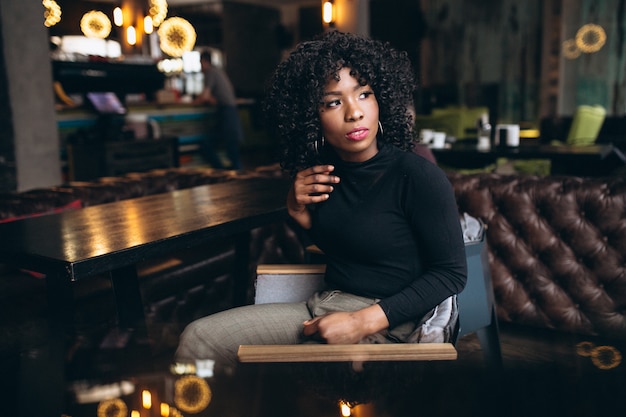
256, 264, 326, 275
237, 343, 457, 363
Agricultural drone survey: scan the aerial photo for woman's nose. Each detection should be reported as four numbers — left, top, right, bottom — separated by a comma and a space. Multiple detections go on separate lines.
345, 102, 364, 121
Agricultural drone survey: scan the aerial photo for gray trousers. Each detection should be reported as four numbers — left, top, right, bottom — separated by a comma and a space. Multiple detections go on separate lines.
175, 290, 452, 367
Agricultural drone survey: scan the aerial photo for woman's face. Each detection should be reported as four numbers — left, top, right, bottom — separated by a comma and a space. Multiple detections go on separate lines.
318, 67, 380, 163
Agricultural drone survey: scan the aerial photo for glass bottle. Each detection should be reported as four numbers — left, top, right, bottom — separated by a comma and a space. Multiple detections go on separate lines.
477, 113, 491, 151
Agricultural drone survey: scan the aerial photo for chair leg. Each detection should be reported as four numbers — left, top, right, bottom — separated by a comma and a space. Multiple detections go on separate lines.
475, 307, 503, 370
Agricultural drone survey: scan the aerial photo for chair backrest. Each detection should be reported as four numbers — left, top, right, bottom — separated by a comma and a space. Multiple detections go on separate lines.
457, 229, 493, 337
255, 264, 326, 304
566, 105, 606, 146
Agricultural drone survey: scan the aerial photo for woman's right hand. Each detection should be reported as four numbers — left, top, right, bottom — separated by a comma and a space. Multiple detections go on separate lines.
287, 165, 340, 229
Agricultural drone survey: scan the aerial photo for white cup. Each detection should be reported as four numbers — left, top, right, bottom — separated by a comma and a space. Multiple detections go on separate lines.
495, 124, 520, 147
431, 131, 446, 149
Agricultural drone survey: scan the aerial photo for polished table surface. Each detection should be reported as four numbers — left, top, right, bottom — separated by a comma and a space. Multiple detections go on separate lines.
0, 176, 291, 329
0, 176, 289, 279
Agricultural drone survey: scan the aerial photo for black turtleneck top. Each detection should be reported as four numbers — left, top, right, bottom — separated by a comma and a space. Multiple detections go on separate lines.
308, 144, 467, 328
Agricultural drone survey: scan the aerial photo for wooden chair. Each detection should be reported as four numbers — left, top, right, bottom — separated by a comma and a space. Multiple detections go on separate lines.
238, 263, 457, 363
237, 221, 501, 368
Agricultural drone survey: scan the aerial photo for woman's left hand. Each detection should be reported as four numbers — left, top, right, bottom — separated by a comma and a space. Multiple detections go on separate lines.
302, 304, 389, 344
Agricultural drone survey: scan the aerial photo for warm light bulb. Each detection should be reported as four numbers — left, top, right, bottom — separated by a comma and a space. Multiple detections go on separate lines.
127, 26, 137, 46
144, 16, 153, 34
131, 411, 140, 417
142, 389, 152, 409
43, 0, 62, 27
322, 1, 334, 24
339, 401, 352, 417
113, 7, 123, 26
160, 402, 170, 416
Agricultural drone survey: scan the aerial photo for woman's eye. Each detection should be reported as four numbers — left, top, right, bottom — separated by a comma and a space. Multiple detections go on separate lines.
359, 91, 374, 99
325, 99, 341, 108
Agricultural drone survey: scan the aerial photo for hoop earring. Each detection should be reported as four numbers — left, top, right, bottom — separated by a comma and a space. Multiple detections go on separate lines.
314, 136, 325, 154
378, 121, 384, 138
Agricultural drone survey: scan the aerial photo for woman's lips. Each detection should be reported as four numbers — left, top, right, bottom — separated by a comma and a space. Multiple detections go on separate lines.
346, 128, 369, 141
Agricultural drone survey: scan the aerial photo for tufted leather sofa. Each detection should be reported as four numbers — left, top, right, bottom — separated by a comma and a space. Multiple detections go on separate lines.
447, 172, 626, 340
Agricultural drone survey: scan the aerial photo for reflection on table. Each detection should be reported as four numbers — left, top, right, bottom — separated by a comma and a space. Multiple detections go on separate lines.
62, 352, 466, 417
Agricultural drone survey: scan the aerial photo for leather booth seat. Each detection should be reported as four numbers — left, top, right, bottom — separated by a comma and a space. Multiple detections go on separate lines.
448, 172, 626, 340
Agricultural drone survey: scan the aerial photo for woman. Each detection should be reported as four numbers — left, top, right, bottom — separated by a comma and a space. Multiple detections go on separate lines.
176, 31, 467, 367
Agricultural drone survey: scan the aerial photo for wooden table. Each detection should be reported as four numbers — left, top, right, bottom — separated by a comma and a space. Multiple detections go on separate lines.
0, 176, 290, 330
431, 143, 626, 176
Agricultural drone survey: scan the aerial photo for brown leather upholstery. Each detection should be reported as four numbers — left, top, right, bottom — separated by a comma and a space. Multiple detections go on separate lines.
447, 172, 626, 339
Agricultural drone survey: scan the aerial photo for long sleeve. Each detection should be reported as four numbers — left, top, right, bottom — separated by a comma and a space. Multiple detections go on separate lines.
377, 156, 467, 327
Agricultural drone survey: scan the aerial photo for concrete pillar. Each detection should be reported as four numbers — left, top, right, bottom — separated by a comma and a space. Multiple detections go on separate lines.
0, 0, 61, 191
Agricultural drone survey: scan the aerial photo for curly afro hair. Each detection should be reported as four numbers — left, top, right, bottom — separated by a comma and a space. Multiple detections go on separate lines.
263, 30, 417, 176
